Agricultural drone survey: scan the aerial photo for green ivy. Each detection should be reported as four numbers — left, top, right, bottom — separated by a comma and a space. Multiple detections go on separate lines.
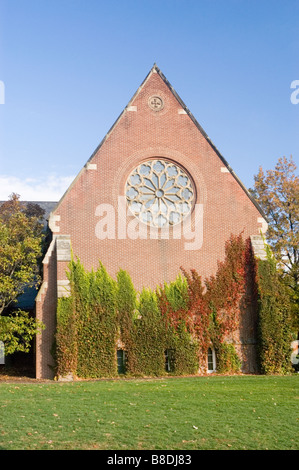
132, 288, 165, 376
56, 260, 199, 378
55, 236, 294, 379
216, 342, 241, 373
255, 255, 293, 375
56, 296, 77, 376
158, 276, 199, 375
56, 258, 118, 378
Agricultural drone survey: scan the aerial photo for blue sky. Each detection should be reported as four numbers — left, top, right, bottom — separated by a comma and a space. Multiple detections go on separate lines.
0, 0, 298, 201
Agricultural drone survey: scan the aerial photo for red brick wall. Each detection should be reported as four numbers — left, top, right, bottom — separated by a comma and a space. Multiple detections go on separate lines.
36, 240, 57, 379
51, 69, 264, 289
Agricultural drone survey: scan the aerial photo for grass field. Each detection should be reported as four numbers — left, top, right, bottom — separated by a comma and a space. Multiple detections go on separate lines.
0, 375, 298, 450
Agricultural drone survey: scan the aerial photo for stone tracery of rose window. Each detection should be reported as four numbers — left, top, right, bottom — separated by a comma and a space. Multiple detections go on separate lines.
126, 159, 194, 227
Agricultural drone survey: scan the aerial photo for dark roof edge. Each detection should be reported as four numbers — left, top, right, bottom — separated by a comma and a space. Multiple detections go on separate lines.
153, 65, 268, 222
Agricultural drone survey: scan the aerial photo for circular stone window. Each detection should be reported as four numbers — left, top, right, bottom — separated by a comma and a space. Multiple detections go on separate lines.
126, 159, 195, 227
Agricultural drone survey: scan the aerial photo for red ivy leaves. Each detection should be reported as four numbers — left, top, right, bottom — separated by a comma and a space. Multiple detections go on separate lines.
157, 233, 251, 369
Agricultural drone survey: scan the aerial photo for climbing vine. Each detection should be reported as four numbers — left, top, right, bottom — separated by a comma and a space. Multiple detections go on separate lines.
56, 259, 118, 378
254, 251, 293, 375
157, 276, 199, 375
55, 234, 294, 378
203, 234, 249, 372
56, 296, 77, 377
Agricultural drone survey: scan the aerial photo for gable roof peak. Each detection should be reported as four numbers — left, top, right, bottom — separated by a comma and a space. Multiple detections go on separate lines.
52, 64, 267, 221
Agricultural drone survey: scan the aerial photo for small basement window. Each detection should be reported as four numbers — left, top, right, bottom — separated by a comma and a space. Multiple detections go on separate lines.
117, 349, 126, 374
207, 347, 216, 373
165, 349, 175, 372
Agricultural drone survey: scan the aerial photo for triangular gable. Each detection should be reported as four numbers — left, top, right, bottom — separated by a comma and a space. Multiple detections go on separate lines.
50, 64, 267, 221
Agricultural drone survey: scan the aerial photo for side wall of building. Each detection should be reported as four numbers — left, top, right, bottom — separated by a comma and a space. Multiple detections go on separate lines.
35, 239, 57, 379
36, 236, 71, 379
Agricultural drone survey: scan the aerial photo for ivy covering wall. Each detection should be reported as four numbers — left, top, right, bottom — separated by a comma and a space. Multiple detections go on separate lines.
255, 252, 293, 375
55, 234, 293, 379
56, 261, 118, 378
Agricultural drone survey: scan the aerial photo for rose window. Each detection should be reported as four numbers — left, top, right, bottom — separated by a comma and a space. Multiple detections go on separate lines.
126, 159, 194, 227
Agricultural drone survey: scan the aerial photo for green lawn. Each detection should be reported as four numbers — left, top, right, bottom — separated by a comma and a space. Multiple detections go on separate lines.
0, 375, 298, 450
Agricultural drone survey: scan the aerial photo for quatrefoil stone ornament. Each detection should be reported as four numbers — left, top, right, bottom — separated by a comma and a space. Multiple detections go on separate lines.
126, 159, 195, 227
148, 96, 164, 111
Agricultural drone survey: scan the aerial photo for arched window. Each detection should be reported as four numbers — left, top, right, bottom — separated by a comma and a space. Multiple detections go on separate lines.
207, 347, 216, 373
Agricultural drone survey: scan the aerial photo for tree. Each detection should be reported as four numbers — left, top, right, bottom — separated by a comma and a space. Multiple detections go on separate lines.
251, 156, 299, 329
0, 193, 45, 355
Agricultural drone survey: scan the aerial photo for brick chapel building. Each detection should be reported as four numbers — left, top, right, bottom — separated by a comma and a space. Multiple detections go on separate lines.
35, 65, 268, 379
